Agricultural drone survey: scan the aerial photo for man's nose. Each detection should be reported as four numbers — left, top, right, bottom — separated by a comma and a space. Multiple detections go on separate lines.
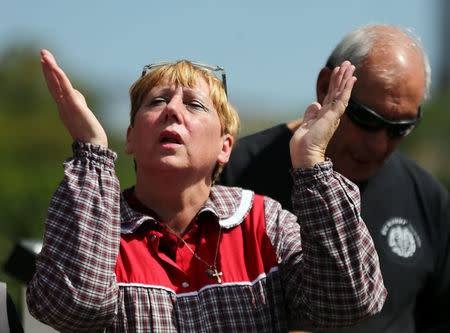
364, 128, 391, 156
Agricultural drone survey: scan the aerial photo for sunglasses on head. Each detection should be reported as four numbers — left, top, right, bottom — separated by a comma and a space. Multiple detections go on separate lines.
345, 97, 422, 138
141, 60, 227, 95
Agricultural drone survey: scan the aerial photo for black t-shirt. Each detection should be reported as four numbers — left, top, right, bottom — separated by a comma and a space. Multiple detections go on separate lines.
219, 123, 450, 333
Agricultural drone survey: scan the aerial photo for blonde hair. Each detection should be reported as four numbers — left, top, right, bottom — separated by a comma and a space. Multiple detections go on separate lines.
129, 60, 240, 181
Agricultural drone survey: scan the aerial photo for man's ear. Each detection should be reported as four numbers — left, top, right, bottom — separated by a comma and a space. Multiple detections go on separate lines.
316, 67, 332, 105
217, 134, 233, 165
125, 125, 134, 155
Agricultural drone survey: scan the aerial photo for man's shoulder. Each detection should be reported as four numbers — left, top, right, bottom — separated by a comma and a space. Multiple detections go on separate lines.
390, 151, 442, 183
384, 150, 448, 198
219, 123, 293, 200
234, 123, 292, 154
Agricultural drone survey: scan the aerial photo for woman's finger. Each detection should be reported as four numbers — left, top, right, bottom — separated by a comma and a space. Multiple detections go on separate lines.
323, 66, 340, 105
42, 50, 77, 100
336, 64, 356, 106
40, 56, 63, 103
334, 62, 347, 91
338, 63, 355, 92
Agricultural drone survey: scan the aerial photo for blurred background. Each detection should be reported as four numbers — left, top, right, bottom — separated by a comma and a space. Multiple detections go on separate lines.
1, 0, 449, 330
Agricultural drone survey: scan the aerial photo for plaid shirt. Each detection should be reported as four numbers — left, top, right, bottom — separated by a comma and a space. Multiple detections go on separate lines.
27, 141, 386, 332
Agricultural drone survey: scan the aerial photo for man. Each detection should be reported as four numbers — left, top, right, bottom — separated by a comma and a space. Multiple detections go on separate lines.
220, 25, 450, 332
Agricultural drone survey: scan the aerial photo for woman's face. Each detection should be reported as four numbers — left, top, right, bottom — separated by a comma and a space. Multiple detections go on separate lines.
126, 77, 232, 180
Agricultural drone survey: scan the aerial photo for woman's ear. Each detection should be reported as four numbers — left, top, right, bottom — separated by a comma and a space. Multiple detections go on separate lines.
217, 134, 233, 165
125, 125, 134, 155
316, 67, 332, 104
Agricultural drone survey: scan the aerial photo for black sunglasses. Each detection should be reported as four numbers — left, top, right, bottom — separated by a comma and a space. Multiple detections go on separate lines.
345, 97, 422, 138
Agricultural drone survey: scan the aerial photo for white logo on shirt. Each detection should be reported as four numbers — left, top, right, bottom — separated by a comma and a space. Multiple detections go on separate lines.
381, 217, 421, 258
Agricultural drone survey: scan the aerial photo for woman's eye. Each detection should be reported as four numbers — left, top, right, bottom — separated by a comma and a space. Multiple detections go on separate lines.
150, 98, 167, 106
185, 101, 207, 112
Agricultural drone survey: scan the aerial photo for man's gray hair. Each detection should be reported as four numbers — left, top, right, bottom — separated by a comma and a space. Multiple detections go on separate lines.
326, 25, 431, 100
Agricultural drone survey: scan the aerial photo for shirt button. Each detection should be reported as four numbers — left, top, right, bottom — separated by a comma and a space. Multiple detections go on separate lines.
182, 282, 189, 288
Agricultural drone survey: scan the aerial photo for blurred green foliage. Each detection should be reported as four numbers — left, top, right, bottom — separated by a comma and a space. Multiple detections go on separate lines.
0, 46, 71, 314
0, 45, 135, 316
399, 90, 450, 190
1, 44, 449, 323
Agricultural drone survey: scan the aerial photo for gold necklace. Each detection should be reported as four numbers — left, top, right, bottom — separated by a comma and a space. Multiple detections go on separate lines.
167, 224, 223, 283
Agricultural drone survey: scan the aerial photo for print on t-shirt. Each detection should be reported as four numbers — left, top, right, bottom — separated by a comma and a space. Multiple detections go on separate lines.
380, 217, 422, 260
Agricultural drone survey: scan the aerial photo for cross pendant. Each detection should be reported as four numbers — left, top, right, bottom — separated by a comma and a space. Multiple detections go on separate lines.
206, 267, 223, 283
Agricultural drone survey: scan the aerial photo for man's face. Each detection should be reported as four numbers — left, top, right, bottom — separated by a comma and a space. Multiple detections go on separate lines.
325, 55, 425, 183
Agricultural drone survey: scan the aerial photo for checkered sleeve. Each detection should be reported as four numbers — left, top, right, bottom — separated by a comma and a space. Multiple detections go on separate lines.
265, 160, 386, 329
26, 141, 121, 332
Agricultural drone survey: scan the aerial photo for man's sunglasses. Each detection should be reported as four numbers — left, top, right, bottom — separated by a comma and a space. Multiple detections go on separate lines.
345, 97, 422, 138
141, 60, 227, 95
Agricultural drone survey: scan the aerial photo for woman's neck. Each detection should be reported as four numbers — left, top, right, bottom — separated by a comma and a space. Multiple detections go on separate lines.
134, 169, 212, 234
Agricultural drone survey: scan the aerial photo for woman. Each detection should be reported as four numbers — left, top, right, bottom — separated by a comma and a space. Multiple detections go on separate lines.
27, 49, 386, 332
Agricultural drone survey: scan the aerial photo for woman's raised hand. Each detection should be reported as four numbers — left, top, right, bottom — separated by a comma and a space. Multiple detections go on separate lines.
289, 61, 356, 168
40, 49, 108, 148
